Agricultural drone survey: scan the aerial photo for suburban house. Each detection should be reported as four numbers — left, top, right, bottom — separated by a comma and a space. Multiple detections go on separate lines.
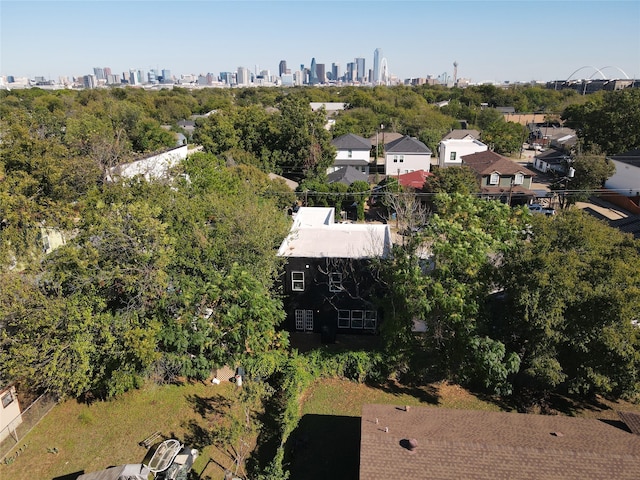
327, 166, 369, 186
462, 150, 536, 205
384, 136, 432, 176
277, 207, 392, 340
359, 404, 640, 480
533, 148, 572, 174
0, 383, 22, 443
438, 129, 487, 168
329, 133, 372, 174
605, 149, 640, 200
106, 144, 188, 182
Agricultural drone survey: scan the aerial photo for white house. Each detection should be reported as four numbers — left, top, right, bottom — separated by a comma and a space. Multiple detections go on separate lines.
384, 136, 432, 176
438, 131, 487, 168
106, 145, 188, 182
0, 384, 22, 443
329, 133, 372, 174
605, 149, 640, 197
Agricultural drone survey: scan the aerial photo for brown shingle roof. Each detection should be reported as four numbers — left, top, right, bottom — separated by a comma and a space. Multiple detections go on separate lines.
360, 404, 640, 480
462, 150, 536, 176
619, 411, 640, 435
442, 129, 481, 140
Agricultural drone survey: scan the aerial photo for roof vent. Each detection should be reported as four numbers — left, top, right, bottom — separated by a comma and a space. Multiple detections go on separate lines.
551, 431, 564, 437
400, 438, 418, 453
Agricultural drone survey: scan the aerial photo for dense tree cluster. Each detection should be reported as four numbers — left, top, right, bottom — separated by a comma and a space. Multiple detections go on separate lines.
381, 199, 640, 402
1, 84, 639, 407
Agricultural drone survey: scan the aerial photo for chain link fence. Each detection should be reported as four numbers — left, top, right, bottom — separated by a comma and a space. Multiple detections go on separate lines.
0, 393, 58, 462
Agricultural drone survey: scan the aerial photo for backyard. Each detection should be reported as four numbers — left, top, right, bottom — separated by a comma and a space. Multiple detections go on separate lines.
3, 374, 640, 480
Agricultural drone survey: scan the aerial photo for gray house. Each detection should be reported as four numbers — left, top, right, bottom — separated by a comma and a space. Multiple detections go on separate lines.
329, 133, 372, 174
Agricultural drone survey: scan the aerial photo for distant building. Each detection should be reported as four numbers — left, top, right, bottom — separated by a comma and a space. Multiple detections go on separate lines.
161, 69, 172, 83
279, 60, 287, 76
309, 58, 319, 85
236, 66, 250, 86
373, 48, 382, 84
332, 63, 340, 82
316, 63, 326, 84
355, 57, 366, 82
93, 67, 105, 80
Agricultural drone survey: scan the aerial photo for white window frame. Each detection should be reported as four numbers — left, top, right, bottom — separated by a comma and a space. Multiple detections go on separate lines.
399, 155, 404, 163
1, 391, 14, 408
291, 271, 304, 291
489, 172, 500, 185
393, 155, 398, 163
450, 151, 456, 161
338, 310, 350, 329
329, 272, 343, 292
347, 149, 353, 158
351, 310, 364, 329
513, 173, 524, 185
364, 310, 377, 330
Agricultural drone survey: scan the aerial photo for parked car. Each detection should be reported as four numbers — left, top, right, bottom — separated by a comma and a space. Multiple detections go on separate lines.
528, 204, 555, 216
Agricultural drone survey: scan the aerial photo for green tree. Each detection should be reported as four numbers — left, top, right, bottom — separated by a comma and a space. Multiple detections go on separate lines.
348, 180, 371, 221
422, 166, 480, 196
550, 154, 615, 208
482, 121, 526, 155
562, 89, 640, 155
498, 210, 640, 400
381, 193, 527, 394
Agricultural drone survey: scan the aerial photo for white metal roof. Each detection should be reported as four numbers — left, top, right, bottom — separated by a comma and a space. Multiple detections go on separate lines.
278, 207, 392, 259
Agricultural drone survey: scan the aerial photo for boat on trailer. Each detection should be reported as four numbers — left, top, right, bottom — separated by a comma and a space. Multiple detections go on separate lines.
76, 438, 198, 480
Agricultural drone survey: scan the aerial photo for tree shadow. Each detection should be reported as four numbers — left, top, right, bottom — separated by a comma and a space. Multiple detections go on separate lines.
185, 394, 232, 418
245, 386, 284, 476
285, 414, 361, 480
368, 379, 440, 405
598, 418, 632, 434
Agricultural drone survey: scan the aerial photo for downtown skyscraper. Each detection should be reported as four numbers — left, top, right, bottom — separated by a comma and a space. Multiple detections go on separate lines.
373, 48, 382, 84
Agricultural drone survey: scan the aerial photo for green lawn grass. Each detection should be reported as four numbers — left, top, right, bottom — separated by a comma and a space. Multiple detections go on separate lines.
2, 380, 240, 480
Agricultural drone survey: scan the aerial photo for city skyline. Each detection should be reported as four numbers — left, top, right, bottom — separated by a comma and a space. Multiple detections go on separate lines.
1, 0, 639, 83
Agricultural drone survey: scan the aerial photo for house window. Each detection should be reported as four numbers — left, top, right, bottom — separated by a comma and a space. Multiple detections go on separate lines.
291, 271, 304, 291
295, 309, 313, 331
393, 155, 398, 163
364, 311, 377, 329
329, 273, 343, 292
489, 173, 499, 185
1, 390, 14, 408
399, 155, 404, 163
42, 236, 50, 252
351, 310, 364, 329
450, 152, 457, 161
338, 310, 350, 329
514, 173, 524, 185
348, 149, 353, 158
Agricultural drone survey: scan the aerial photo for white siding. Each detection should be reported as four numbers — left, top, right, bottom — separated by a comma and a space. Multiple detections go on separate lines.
605, 160, 640, 196
438, 138, 488, 167
385, 153, 432, 175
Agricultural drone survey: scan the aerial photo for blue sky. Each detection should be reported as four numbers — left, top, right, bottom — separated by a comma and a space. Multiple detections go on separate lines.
1, 0, 639, 83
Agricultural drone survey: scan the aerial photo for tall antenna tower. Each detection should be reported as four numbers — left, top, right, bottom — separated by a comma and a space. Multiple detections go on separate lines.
453, 61, 458, 85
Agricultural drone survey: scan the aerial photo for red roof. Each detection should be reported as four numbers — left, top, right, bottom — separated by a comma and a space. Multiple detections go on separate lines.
397, 170, 432, 189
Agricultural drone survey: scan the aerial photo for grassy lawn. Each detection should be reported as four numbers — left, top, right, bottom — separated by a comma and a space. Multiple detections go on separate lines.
1, 380, 243, 480
5, 373, 640, 480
